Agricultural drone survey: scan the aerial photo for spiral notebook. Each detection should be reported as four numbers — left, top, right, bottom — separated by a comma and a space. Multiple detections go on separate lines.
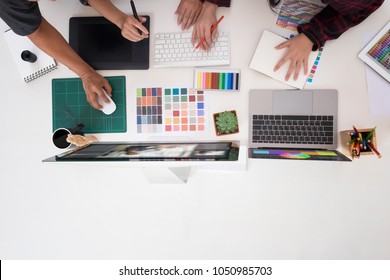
4, 29, 57, 83
249, 30, 318, 89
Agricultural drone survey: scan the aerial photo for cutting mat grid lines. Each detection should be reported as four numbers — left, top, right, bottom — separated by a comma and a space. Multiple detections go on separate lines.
52, 76, 127, 133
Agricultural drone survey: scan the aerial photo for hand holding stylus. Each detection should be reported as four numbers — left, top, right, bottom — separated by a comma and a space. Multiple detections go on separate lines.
121, 0, 148, 42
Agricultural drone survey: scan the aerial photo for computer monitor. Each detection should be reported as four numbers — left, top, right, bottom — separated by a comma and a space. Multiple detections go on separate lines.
43, 141, 247, 183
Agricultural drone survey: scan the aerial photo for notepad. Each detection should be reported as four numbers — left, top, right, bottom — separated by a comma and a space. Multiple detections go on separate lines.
249, 30, 318, 89
4, 29, 57, 83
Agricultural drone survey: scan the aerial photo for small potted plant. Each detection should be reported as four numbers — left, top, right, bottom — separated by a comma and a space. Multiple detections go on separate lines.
213, 110, 239, 136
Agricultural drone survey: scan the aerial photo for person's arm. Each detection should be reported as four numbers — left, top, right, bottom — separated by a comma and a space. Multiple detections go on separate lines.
298, 0, 384, 50
175, 0, 203, 30
203, 0, 231, 7
273, 0, 384, 81
27, 17, 112, 109
86, 0, 149, 42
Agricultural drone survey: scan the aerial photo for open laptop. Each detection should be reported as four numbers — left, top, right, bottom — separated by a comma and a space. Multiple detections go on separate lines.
248, 89, 351, 161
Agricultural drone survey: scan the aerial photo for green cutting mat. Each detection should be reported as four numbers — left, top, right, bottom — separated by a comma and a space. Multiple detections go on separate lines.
52, 76, 126, 133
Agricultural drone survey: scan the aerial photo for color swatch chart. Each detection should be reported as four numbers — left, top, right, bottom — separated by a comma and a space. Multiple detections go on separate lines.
194, 69, 240, 91
368, 29, 390, 70
136, 87, 206, 133
136, 87, 163, 133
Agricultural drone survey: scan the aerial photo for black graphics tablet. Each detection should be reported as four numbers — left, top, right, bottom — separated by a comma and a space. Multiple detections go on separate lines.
69, 16, 150, 70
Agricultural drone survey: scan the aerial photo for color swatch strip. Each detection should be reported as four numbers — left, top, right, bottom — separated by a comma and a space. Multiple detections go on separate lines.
136, 87, 163, 133
136, 87, 206, 133
368, 29, 390, 70
307, 46, 323, 83
194, 69, 240, 91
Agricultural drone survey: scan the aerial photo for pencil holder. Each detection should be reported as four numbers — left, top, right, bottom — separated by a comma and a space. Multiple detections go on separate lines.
340, 127, 380, 159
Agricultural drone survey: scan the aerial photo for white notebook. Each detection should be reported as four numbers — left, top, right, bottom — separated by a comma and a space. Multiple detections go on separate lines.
4, 29, 57, 83
249, 30, 318, 89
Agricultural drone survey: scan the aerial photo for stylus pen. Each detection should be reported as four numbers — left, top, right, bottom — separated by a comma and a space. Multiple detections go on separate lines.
130, 0, 142, 35
193, 15, 224, 52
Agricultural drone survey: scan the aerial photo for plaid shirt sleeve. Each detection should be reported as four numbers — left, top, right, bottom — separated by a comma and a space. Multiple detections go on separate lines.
298, 0, 384, 50
202, 0, 231, 7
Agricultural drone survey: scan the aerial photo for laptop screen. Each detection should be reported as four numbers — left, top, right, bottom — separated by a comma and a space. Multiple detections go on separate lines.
53, 141, 239, 162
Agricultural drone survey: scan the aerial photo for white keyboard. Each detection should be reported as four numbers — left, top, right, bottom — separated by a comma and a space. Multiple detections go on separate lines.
154, 31, 230, 68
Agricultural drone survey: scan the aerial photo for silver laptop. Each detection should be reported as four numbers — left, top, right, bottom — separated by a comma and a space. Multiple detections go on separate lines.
248, 89, 349, 161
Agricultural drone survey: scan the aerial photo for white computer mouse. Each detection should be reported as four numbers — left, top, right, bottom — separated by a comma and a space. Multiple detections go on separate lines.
97, 89, 116, 115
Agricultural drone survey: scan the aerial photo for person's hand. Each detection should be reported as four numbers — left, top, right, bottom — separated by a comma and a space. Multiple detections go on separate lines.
120, 16, 149, 42
80, 69, 112, 110
192, 1, 218, 51
273, 33, 314, 81
175, 0, 202, 30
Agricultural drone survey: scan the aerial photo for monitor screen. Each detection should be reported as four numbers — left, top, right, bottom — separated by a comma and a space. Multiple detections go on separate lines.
51, 141, 239, 162
69, 16, 150, 70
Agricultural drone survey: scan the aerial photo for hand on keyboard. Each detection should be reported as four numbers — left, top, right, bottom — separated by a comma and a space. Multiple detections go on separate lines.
192, 1, 218, 50
154, 31, 230, 68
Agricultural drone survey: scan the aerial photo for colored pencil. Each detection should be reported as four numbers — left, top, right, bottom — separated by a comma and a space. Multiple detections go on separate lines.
193, 15, 224, 51
367, 142, 382, 158
365, 127, 376, 141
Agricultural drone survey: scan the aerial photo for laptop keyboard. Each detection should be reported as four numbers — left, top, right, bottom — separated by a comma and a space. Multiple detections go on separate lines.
252, 115, 334, 145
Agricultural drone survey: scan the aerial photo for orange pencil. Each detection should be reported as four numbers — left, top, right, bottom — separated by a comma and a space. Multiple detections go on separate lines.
193, 15, 225, 51
367, 142, 382, 159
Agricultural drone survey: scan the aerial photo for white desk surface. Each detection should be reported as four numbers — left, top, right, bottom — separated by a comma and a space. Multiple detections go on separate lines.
1, 0, 390, 259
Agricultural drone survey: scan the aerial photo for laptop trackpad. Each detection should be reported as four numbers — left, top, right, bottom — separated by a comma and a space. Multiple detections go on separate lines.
273, 90, 313, 115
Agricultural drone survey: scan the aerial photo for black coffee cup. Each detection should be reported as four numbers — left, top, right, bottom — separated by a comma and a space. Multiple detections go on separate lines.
52, 124, 84, 149
21, 50, 37, 63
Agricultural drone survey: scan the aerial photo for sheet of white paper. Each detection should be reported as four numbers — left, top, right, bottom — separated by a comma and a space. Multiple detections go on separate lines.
249, 30, 318, 89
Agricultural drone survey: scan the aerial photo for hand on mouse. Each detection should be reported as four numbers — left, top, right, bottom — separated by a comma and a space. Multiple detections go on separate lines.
80, 69, 112, 110
273, 33, 314, 81
121, 16, 149, 42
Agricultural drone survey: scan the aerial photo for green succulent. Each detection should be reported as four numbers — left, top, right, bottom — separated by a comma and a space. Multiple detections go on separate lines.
216, 111, 238, 134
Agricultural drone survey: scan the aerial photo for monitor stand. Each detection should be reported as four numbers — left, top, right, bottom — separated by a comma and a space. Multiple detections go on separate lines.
142, 167, 191, 184
143, 136, 192, 184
